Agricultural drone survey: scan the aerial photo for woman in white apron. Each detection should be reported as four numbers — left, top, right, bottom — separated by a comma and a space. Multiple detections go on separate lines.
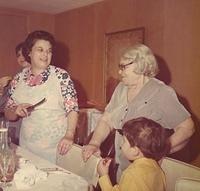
5, 30, 78, 163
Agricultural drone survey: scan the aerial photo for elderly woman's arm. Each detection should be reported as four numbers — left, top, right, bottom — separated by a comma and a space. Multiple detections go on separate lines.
82, 118, 112, 161
169, 117, 195, 153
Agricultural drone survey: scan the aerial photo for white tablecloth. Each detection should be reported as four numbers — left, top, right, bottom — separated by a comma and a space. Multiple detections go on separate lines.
4, 146, 89, 191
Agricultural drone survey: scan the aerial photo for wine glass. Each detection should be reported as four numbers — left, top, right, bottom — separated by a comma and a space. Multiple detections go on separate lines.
0, 118, 16, 187
0, 149, 15, 187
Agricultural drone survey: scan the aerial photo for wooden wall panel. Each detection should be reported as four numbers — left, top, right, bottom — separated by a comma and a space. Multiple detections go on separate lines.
0, 13, 27, 76
0, 8, 54, 78
163, 0, 200, 117
55, 6, 96, 107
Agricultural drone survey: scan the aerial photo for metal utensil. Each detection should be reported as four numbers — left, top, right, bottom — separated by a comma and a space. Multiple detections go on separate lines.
40, 167, 71, 174
27, 98, 46, 112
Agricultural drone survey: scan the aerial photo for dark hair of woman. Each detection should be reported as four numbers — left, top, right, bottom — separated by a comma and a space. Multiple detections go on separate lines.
23, 30, 55, 63
15, 42, 26, 56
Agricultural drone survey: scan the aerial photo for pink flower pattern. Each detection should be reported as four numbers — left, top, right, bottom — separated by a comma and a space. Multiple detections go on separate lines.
7, 66, 78, 113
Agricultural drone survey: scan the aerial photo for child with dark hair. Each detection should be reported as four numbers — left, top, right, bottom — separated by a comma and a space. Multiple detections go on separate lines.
97, 117, 170, 191
15, 42, 30, 68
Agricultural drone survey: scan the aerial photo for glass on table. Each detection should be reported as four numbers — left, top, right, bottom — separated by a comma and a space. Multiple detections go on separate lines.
0, 150, 16, 184
0, 123, 16, 187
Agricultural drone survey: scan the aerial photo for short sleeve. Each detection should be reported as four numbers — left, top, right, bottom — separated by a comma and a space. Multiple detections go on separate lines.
56, 68, 78, 113
158, 86, 190, 128
5, 73, 21, 108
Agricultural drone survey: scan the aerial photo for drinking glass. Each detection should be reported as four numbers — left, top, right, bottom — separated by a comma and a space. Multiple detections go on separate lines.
0, 120, 6, 129
0, 118, 16, 187
0, 150, 15, 187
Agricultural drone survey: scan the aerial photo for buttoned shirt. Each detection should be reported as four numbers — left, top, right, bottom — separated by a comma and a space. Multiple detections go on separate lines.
100, 78, 190, 177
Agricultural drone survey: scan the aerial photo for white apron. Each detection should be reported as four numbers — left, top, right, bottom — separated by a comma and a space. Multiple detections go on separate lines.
12, 71, 68, 163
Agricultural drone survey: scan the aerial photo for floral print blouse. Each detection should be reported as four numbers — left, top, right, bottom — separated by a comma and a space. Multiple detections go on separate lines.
7, 65, 78, 114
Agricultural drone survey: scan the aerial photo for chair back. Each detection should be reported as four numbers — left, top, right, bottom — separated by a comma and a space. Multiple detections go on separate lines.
175, 177, 200, 191
161, 157, 200, 191
56, 144, 101, 186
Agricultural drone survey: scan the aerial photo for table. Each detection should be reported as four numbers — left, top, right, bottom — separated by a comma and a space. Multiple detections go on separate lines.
4, 145, 89, 191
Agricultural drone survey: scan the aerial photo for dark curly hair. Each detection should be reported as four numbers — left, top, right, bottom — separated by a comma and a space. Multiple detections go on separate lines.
23, 30, 55, 63
15, 41, 26, 56
120, 117, 171, 161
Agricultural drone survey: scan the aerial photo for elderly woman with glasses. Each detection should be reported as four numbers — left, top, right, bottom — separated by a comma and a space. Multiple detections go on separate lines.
82, 44, 195, 181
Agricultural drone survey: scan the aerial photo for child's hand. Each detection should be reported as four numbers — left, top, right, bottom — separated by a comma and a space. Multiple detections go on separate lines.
97, 158, 112, 177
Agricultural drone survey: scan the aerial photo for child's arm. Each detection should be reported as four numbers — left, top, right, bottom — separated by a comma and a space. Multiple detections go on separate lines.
97, 158, 120, 191
97, 158, 112, 177
98, 159, 149, 191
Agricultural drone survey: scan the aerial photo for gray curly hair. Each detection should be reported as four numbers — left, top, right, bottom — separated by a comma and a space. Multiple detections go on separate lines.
121, 44, 159, 77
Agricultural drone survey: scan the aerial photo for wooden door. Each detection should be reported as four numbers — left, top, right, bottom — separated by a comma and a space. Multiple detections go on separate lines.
104, 27, 145, 103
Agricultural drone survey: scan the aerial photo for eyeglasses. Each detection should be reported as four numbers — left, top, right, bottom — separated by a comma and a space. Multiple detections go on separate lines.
118, 62, 134, 70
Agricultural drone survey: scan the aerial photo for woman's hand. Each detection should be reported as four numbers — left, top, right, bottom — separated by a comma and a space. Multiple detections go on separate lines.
82, 144, 100, 162
57, 135, 73, 155
15, 103, 32, 118
97, 158, 112, 176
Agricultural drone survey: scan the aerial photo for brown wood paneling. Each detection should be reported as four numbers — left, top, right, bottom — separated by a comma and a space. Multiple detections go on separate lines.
0, 13, 27, 76
0, 8, 54, 78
